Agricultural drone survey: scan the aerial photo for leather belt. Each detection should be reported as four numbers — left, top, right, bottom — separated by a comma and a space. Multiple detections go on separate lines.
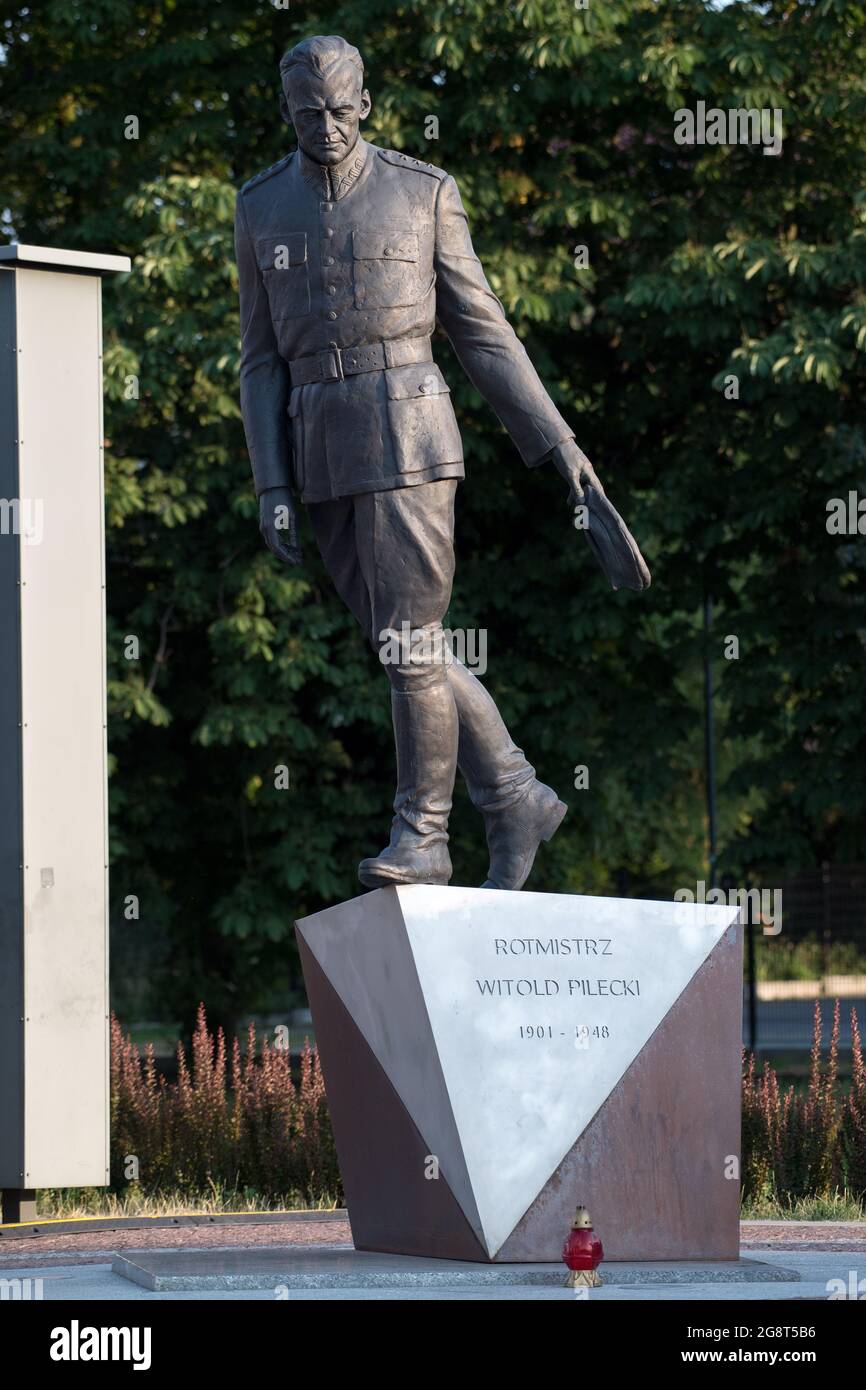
289, 336, 432, 386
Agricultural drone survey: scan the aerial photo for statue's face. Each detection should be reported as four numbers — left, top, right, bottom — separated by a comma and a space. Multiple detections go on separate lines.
284, 64, 371, 166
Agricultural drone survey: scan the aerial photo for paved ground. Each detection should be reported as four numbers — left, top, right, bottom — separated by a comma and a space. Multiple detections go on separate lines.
3, 1216, 864, 1264
0, 1249, 859, 1301
742, 1221, 866, 1253
0, 1215, 350, 1266
0, 1220, 863, 1300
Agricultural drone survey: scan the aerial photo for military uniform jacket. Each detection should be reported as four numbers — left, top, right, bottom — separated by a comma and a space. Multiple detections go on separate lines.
235, 138, 574, 503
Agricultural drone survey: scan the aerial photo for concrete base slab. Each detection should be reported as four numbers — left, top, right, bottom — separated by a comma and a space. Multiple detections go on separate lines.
111, 1246, 797, 1292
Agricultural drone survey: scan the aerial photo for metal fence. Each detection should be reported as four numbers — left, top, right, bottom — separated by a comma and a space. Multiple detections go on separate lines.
742, 862, 866, 1052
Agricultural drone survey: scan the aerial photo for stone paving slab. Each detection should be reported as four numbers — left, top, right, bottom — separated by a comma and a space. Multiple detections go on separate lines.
111, 1246, 797, 1292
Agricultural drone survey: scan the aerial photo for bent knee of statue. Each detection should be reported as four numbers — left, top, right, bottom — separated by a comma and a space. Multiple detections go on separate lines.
377, 621, 452, 690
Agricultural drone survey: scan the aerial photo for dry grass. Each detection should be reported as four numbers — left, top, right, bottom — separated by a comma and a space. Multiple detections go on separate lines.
34, 1186, 341, 1219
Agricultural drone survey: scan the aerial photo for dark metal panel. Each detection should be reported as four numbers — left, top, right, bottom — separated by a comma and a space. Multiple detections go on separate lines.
297, 936, 488, 1261
0, 268, 25, 1184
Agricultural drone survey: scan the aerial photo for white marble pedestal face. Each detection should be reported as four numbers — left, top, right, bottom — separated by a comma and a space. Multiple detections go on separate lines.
296, 887, 742, 1262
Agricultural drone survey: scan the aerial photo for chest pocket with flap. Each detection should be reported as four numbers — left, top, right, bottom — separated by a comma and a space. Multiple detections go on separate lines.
352, 229, 423, 310
256, 233, 310, 320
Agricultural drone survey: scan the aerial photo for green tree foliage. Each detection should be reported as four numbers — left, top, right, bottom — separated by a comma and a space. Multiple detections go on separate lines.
3, 0, 865, 1021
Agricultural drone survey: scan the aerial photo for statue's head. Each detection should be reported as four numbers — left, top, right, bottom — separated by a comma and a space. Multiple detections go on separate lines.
279, 35, 371, 167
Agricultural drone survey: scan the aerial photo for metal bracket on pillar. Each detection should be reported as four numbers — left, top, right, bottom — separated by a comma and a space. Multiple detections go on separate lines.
1, 1189, 38, 1224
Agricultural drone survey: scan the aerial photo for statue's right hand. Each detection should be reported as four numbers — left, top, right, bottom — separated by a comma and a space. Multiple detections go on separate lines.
258, 485, 302, 566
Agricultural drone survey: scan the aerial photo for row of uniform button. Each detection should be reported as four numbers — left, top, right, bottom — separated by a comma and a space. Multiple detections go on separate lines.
321, 216, 340, 318
318, 206, 413, 320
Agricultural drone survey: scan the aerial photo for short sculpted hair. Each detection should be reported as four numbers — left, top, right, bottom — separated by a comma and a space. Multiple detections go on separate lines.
279, 35, 364, 89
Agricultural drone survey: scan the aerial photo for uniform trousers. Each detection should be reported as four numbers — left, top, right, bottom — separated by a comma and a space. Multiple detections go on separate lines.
308, 479, 536, 837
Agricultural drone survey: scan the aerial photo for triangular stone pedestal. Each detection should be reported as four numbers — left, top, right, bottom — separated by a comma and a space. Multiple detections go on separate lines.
296, 887, 742, 1262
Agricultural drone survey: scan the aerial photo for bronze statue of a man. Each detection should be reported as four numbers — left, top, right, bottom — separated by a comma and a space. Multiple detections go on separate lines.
235, 35, 608, 892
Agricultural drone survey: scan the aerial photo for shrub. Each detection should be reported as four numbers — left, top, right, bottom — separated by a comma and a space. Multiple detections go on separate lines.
111, 999, 866, 1213
742, 1001, 866, 1206
840, 1007, 866, 1201
110, 1005, 340, 1205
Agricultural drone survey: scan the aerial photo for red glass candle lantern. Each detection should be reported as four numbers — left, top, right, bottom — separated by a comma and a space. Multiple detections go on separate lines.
562, 1205, 604, 1288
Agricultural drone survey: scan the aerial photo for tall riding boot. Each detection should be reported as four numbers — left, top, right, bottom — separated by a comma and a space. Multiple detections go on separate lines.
358, 677, 459, 888
448, 658, 568, 890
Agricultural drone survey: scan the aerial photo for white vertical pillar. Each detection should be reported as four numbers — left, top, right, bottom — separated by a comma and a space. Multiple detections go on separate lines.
0, 244, 130, 1205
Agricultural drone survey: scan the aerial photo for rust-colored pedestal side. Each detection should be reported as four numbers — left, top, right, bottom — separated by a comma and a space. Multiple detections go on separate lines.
296, 886, 742, 1262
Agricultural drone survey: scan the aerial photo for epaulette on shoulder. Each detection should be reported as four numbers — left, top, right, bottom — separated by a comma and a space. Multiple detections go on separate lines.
240, 151, 295, 196
377, 148, 448, 180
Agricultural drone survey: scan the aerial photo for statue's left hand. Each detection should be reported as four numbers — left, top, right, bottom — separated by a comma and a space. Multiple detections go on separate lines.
550, 440, 605, 506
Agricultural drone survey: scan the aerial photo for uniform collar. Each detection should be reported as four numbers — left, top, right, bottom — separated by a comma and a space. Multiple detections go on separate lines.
298, 138, 369, 200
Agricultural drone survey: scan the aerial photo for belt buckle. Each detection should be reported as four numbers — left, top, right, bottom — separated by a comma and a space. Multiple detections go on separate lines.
321, 346, 344, 382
